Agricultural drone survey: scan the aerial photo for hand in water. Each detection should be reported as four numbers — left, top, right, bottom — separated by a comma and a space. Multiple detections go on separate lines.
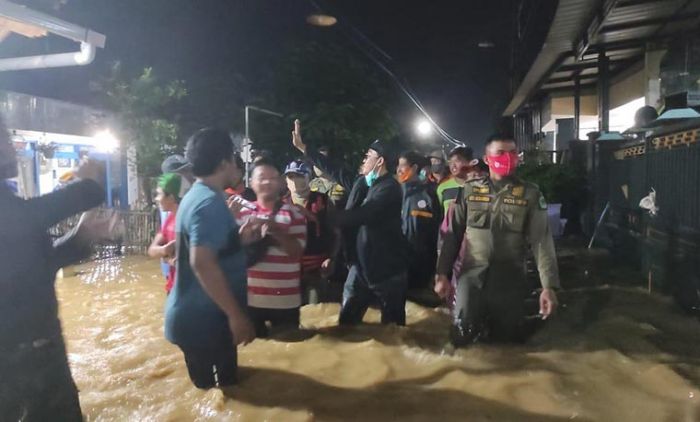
75, 159, 105, 186
291, 119, 306, 153
434, 274, 452, 300
228, 314, 255, 346
539, 288, 558, 320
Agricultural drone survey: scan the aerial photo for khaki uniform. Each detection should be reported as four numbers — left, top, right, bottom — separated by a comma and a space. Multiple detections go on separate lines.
437, 176, 560, 342
310, 177, 346, 205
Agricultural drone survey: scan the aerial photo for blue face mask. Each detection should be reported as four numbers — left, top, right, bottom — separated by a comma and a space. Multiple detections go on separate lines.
364, 159, 381, 187
418, 169, 427, 182
365, 169, 378, 187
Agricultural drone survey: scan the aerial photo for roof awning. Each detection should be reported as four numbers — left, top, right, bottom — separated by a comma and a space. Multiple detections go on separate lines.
0, 0, 105, 71
503, 0, 700, 116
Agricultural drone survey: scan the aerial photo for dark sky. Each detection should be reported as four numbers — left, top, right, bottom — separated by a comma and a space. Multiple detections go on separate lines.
0, 0, 516, 150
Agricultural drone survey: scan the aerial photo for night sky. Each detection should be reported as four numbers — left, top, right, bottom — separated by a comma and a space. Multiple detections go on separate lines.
0, 0, 517, 151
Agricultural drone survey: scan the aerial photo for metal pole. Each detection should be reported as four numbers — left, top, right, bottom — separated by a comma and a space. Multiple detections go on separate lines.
105, 157, 112, 207
243, 105, 284, 188
574, 74, 581, 140
597, 48, 610, 133
245, 106, 250, 187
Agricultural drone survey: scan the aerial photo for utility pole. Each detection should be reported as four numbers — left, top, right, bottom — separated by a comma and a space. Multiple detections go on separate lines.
243, 105, 284, 187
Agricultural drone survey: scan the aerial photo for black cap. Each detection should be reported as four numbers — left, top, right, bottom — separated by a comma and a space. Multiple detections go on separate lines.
447, 145, 474, 161
161, 154, 191, 174
369, 139, 387, 157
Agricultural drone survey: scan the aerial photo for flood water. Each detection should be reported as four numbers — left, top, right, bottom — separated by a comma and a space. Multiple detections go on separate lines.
56, 256, 700, 421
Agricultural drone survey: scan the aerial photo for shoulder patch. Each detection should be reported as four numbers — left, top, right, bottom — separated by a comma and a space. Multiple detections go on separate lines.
468, 194, 492, 203
538, 195, 548, 210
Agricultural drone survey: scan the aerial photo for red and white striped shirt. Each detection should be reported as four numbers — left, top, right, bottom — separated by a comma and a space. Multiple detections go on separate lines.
237, 202, 307, 309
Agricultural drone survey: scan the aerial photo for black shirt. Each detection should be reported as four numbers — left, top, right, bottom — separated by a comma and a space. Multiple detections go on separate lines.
0, 180, 104, 348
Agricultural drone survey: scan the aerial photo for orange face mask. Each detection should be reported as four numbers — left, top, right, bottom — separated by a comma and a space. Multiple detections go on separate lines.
398, 168, 414, 184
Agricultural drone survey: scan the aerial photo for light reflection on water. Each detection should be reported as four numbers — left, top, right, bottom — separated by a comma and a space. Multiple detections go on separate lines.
56, 256, 700, 421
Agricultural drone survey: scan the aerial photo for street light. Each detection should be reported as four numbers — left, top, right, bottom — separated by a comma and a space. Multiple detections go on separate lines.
93, 129, 119, 153
415, 118, 433, 138
306, 14, 337, 27
243, 105, 284, 186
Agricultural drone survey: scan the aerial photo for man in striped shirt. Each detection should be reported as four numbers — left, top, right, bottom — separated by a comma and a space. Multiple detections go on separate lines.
235, 159, 307, 337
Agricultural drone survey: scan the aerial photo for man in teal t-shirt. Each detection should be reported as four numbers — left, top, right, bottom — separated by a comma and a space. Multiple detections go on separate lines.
164, 128, 259, 389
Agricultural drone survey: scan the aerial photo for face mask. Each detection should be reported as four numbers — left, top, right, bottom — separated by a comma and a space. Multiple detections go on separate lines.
398, 168, 415, 184
364, 159, 381, 187
365, 170, 378, 187
430, 163, 446, 174
487, 151, 519, 177
419, 169, 427, 182
290, 177, 310, 203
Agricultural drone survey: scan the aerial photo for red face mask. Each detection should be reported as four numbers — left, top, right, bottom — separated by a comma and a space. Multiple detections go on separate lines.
487, 151, 519, 177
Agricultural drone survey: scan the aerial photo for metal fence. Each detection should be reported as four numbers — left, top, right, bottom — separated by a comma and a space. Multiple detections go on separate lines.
603, 122, 700, 293
49, 208, 160, 254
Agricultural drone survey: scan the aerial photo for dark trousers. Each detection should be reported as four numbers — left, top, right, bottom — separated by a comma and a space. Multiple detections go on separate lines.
248, 307, 300, 338
301, 270, 330, 305
179, 331, 238, 389
0, 335, 82, 422
453, 263, 539, 344
407, 253, 435, 290
339, 265, 408, 326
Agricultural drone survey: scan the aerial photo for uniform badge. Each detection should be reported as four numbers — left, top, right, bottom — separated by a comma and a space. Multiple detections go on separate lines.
511, 186, 524, 197
468, 194, 491, 203
539, 195, 548, 210
473, 186, 490, 194
503, 197, 528, 206
417, 199, 427, 209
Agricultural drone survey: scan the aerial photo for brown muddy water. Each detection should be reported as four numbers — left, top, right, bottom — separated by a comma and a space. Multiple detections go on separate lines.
57, 256, 700, 421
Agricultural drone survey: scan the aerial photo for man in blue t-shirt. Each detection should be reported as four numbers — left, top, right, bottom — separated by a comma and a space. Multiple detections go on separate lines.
164, 128, 259, 389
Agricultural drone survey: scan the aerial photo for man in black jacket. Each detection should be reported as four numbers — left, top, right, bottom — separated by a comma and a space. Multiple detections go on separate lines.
0, 121, 107, 421
291, 121, 407, 325
397, 151, 440, 291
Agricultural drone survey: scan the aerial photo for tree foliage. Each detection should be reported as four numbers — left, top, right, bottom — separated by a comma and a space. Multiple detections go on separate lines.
100, 64, 187, 178
517, 161, 587, 204
258, 41, 400, 168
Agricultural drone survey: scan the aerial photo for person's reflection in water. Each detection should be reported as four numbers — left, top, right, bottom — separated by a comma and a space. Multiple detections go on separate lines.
0, 116, 109, 421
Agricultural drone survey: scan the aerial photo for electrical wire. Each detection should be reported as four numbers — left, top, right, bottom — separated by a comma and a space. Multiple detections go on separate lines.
307, 0, 465, 147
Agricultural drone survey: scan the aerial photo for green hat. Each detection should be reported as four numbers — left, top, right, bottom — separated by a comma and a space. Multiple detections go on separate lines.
158, 173, 182, 199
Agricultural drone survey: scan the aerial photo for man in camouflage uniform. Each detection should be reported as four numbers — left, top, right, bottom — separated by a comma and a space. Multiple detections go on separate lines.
435, 134, 559, 346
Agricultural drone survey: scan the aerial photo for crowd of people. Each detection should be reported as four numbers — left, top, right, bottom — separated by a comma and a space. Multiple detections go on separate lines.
151, 120, 561, 389
0, 115, 560, 418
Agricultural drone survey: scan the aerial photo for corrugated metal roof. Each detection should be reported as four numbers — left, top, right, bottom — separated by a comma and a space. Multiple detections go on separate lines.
503, 0, 700, 116
503, 0, 597, 116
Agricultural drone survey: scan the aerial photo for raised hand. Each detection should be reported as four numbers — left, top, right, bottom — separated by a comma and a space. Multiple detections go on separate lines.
75, 159, 105, 186
291, 119, 306, 153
